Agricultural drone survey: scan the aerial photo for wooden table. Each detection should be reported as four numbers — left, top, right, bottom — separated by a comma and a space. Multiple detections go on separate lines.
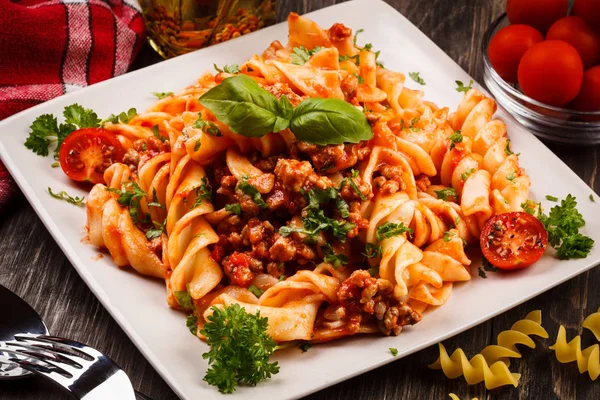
1, 1, 599, 399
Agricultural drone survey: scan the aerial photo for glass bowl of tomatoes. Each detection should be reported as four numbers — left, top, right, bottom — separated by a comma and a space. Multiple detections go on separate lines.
482, 13, 600, 145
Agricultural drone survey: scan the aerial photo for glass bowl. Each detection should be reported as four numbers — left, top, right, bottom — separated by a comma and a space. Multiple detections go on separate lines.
482, 14, 600, 145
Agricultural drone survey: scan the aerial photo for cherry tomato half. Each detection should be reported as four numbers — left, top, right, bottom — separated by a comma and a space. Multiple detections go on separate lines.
572, 66, 600, 112
488, 24, 544, 84
59, 128, 125, 184
480, 212, 548, 270
507, 0, 568, 33
518, 40, 584, 106
547, 16, 600, 69
572, 0, 600, 33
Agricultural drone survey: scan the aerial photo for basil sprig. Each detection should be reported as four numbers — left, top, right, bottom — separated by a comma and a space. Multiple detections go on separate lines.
199, 75, 373, 145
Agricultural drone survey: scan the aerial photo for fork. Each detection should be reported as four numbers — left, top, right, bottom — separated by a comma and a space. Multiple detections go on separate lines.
0, 333, 152, 400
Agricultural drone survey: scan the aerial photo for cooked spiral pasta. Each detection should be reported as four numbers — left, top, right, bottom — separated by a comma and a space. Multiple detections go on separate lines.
83, 12, 540, 347
583, 307, 600, 342
549, 325, 600, 381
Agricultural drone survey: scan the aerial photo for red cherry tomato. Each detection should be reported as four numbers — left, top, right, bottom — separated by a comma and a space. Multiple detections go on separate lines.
488, 24, 544, 84
59, 128, 125, 184
507, 0, 568, 33
518, 40, 584, 106
572, 0, 600, 32
547, 16, 600, 69
572, 66, 600, 112
480, 212, 548, 270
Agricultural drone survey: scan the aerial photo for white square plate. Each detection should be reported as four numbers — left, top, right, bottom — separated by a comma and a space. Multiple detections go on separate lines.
1, 1, 599, 398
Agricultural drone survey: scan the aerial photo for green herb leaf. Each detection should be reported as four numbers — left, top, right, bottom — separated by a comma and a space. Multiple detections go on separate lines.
506, 172, 516, 182
214, 64, 240, 74
186, 315, 198, 336
25, 114, 75, 158
63, 104, 101, 128
339, 169, 367, 200
199, 75, 291, 137
539, 194, 594, 259
237, 177, 268, 209
103, 108, 138, 125
449, 130, 463, 150
434, 187, 458, 201
353, 72, 365, 84
51, 162, 60, 168
322, 244, 348, 269
153, 92, 173, 99
290, 46, 324, 65
201, 304, 279, 393
461, 168, 476, 181
146, 219, 166, 240
455, 79, 474, 93
190, 177, 212, 209
290, 97, 373, 145
194, 115, 223, 136
299, 342, 312, 352
174, 288, 194, 311
225, 203, 243, 215
478, 257, 499, 278
505, 139, 514, 156
106, 181, 147, 223
443, 231, 455, 242
546, 195, 559, 202
363, 242, 382, 259
248, 285, 264, 298
151, 125, 167, 142
521, 200, 540, 215
590, 194, 595, 202
389, 348, 398, 356
409, 72, 426, 85
47, 187, 85, 206
376, 222, 413, 241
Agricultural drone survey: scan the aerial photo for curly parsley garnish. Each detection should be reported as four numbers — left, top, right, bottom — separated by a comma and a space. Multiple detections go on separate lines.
539, 194, 594, 259
201, 304, 279, 393
409, 72, 426, 85
25, 104, 100, 159
47, 187, 85, 206
186, 315, 198, 336
103, 108, 137, 125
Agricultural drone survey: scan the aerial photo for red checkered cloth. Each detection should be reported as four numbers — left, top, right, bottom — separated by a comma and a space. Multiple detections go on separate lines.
0, 0, 145, 212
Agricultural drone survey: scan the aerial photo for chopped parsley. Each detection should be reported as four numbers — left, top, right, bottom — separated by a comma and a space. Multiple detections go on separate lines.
409, 72, 426, 85
590, 194, 595, 203
236, 176, 268, 209
505, 139, 515, 156
201, 304, 279, 393
353, 72, 365, 84
455, 79, 474, 93
194, 139, 201, 152
389, 348, 398, 356
461, 168, 476, 181
449, 130, 463, 150
51, 162, 60, 168
339, 54, 360, 64
248, 285, 264, 298
47, 187, 85, 206
506, 172, 517, 182
443, 231, 456, 242
190, 177, 212, 209
151, 125, 167, 142
322, 244, 349, 269
434, 187, 458, 201
214, 63, 240, 74
225, 203, 243, 215
152, 92, 173, 99
299, 342, 312, 352
363, 242, 382, 259
148, 188, 163, 208
521, 200, 541, 216
368, 265, 380, 277
194, 115, 222, 136
186, 315, 198, 336
106, 181, 148, 223
174, 287, 194, 311
102, 107, 137, 125
340, 169, 367, 200
146, 219, 166, 240
290, 46, 324, 65
376, 222, 413, 241
539, 195, 594, 260
546, 195, 559, 202
478, 258, 499, 278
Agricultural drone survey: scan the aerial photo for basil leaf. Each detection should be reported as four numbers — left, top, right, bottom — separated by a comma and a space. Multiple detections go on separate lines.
289, 98, 373, 145
198, 75, 290, 137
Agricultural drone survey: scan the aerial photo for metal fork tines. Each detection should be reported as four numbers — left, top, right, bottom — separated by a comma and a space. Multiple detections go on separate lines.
0, 334, 137, 400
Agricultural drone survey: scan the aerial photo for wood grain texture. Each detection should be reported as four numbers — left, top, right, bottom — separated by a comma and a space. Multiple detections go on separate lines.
1, 1, 599, 399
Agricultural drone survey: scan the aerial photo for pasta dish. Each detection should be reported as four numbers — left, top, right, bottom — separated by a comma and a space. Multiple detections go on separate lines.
83, 13, 534, 344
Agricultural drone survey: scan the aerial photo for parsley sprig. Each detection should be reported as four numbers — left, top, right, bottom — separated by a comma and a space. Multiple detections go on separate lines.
290, 46, 324, 65
539, 195, 594, 259
201, 304, 279, 393
194, 115, 223, 136
25, 104, 100, 159
106, 181, 149, 224
47, 187, 85, 206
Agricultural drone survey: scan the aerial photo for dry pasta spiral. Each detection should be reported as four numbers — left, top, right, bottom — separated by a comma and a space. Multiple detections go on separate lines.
583, 307, 600, 342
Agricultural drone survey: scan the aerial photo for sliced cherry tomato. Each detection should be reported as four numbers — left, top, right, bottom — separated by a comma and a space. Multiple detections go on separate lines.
518, 40, 584, 106
572, 66, 600, 112
59, 128, 125, 184
488, 24, 544, 84
507, 0, 568, 33
480, 212, 548, 270
547, 16, 600, 69
572, 0, 600, 33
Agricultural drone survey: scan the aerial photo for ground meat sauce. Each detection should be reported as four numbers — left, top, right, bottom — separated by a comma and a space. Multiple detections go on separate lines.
205, 141, 419, 335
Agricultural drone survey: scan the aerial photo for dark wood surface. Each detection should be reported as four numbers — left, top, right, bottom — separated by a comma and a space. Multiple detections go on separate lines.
1, 1, 599, 399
